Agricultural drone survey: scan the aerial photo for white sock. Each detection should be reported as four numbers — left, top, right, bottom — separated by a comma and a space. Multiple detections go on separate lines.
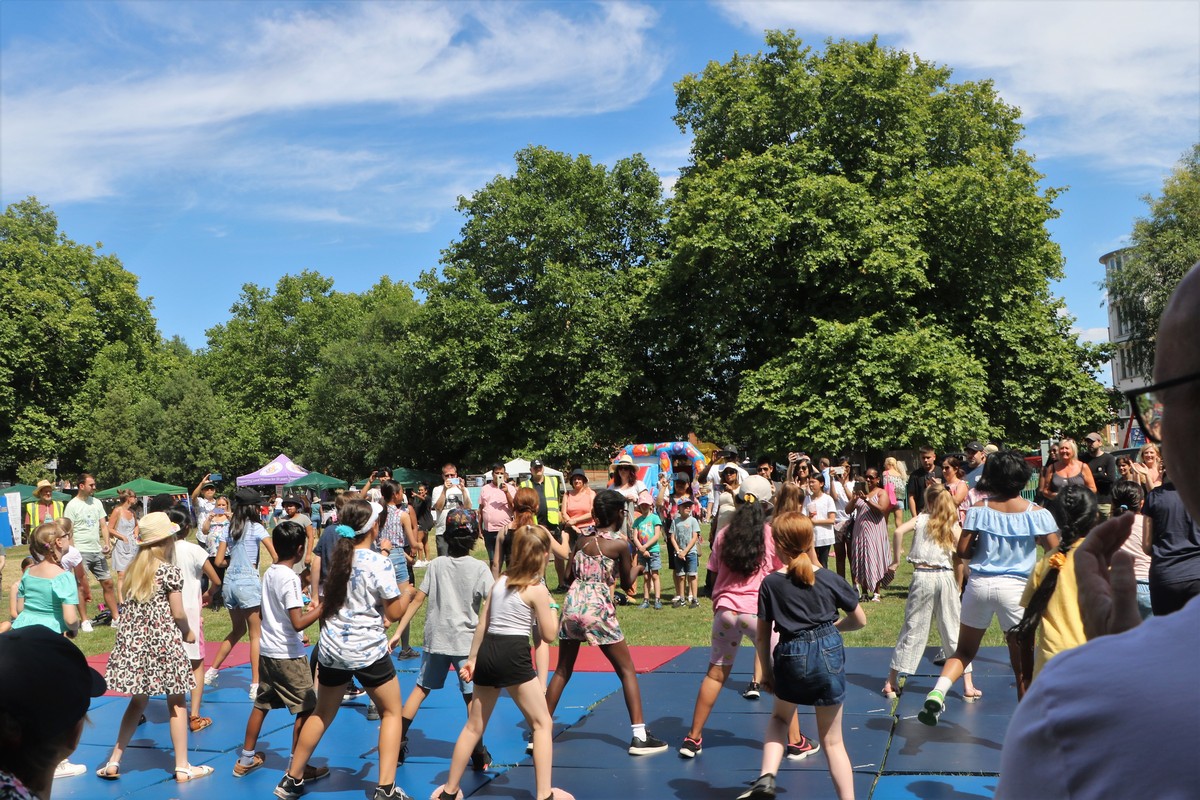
238, 749, 256, 766
933, 677, 953, 696
632, 723, 646, 740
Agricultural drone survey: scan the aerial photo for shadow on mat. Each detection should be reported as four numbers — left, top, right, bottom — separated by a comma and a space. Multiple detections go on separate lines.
902, 778, 997, 799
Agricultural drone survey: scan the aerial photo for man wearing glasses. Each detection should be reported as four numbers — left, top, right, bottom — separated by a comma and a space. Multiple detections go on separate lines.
64, 472, 119, 630
431, 463, 473, 558
996, 261, 1200, 799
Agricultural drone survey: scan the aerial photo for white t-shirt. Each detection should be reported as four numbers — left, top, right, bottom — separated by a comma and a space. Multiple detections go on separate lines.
431, 485, 467, 535
60, 547, 82, 571
805, 493, 837, 547
64, 496, 106, 553
317, 549, 400, 670
172, 540, 209, 611
194, 497, 216, 544
261, 564, 307, 659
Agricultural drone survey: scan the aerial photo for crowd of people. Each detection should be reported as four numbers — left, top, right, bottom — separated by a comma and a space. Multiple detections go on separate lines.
3, 267, 1199, 799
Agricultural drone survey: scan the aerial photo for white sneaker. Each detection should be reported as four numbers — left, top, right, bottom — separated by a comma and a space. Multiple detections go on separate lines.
54, 760, 86, 779
413, 560, 428, 569
80, 620, 93, 633
203, 668, 219, 686
248, 683, 259, 700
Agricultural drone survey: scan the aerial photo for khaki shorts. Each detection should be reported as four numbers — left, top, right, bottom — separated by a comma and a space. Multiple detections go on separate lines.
254, 656, 317, 714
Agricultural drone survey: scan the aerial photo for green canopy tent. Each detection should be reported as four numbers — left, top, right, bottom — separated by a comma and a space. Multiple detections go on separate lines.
284, 472, 348, 491
7, 484, 73, 503
94, 477, 189, 500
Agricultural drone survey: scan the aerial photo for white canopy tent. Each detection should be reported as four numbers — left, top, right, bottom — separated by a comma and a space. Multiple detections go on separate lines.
504, 458, 565, 479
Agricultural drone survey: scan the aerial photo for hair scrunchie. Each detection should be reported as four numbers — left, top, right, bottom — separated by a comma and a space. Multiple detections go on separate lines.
335, 524, 356, 539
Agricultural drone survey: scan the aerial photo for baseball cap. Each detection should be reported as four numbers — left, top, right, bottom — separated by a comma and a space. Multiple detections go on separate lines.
635, 491, 654, 507
739, 475, 775, 504
677, 498, 695, 507
673, 472, 691, 483
720, 463, 739, 475
0, 626, 106, 740
964, 440, 985, 453
1085, 432, 1103, 444
531, 459, 545, 469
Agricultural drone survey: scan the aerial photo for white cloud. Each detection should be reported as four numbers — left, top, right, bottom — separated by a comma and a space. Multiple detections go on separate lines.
715, 0, 1199, 180
1073, 326, 1110, 344
0, 1, 664, 221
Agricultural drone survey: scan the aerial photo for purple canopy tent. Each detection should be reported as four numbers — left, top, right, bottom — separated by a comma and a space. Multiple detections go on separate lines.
237, 454, 309, 487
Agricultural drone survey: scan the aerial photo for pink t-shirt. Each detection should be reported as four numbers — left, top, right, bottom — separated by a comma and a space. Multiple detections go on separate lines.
561, 488, 596, 530
707, 522, 783, 615
479, 483, 514, 533
1118, 514, 1152, 583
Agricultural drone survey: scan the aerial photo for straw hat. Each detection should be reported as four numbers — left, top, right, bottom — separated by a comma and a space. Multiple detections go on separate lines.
137, 512, 177, 546
35, 479, 54, 497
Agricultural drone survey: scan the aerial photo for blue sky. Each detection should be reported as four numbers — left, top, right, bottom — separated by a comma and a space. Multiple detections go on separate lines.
3, 1, 1197, 363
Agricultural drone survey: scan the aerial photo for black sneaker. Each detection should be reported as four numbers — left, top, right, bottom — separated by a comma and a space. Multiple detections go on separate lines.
678, 735, 702, 758
372, 784, 414, 800
471, 744, 491, 771
273, 774, 305, 800
366, 702, 380, 720
785, 734, 821, 760
629, 731, 668, 755
742, 682, 761, 700
736, 773, 777, 800
343, 684, 365, 700
397, 737, 409, 765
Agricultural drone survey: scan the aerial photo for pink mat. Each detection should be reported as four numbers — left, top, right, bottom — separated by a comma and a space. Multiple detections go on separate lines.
545, 645, 688, 674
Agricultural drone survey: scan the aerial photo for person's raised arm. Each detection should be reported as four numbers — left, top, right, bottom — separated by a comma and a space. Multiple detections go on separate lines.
890, 516, 918, 568
191, 474, 211, 501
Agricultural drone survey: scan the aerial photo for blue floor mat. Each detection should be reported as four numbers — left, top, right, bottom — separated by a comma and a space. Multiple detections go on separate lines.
872, 774, 999, 799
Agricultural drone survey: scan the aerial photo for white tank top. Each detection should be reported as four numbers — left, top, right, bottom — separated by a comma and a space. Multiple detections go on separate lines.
488, 576, 533, 637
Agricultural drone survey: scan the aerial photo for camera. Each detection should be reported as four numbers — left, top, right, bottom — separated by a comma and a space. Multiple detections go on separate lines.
450, 477, 461, 486
210, 472, 223, 482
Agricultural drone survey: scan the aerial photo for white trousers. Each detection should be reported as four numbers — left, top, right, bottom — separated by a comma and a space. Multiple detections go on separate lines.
889, 568, 971, 675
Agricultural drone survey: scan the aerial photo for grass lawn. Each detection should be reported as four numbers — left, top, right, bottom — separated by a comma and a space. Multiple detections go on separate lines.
1, 522, 1007, 659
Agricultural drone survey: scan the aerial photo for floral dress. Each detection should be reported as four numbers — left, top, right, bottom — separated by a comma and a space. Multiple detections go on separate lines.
105, 562, 195, 695
558, 533, 624, 645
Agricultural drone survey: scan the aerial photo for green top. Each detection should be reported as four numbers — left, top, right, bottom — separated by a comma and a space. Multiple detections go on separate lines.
13, 571, 79, 634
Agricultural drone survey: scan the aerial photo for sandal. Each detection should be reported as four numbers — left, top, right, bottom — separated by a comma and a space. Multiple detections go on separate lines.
189, 715, 212, 732
963, 687, 983, 703
174, 764, 214, 782
96, 762, 121, 780
881, 684, 898, 700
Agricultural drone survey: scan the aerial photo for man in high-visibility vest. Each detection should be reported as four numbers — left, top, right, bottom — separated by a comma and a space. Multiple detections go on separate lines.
520, 459, 568, 589
23, 480, 63, 543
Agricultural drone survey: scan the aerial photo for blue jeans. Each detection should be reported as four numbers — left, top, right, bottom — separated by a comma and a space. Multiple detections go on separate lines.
1136, 580, 1154, 620
773, 622, 846, 706
389, 548, 410, 585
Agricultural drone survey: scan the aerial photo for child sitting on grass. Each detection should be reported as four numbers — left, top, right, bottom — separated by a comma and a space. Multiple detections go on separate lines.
389, 510, 494, 770
233, 520, 325, 781
632, 492, 663, 609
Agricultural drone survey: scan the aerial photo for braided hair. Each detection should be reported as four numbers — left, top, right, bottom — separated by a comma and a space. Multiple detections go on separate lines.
1009, 485, 1098, 642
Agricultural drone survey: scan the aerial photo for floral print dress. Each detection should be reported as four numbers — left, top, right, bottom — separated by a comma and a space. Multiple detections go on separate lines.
558, 534, 624, 646
105, 562, 195, 695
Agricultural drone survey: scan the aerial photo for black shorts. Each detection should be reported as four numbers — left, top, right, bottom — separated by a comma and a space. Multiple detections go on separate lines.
316, 653, 396, 690
473, 634, 535, 688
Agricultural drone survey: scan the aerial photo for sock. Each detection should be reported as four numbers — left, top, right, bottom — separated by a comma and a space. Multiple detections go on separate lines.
933, 677, 953, 696
238, 749, 257, 767
632, 723, 646, 741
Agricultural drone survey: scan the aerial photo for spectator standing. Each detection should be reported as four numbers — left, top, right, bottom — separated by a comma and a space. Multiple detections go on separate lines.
1080, 432, 1116, 518
432, 464, 472, 559
22, 480, 63, 545
520, 459, 566, 587
191, 475, 218, 544
906, 448, 943, 519
411, 483, 434, 566
1144, 478, 1200, 615
882, 457, 907, 533
962, 441, 988, 491
480, 463, 516, 567
64, 472, 119, 629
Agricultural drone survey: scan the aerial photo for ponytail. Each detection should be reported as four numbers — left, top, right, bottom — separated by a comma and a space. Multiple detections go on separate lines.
771, 512, 816, 587
1009, 486, 1098, 642
320, 499, 373, 622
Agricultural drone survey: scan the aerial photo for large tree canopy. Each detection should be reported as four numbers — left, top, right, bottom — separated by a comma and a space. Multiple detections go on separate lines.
0, 198, 161, 472
658, 32, 1109, 450
405, 145, 669, 465
1105, 143, 1200, 378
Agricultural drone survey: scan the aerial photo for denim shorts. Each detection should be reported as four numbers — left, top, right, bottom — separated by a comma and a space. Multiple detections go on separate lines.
223, 574, 263, 610
639, 551, 662, 571
772, 622, 846, 707
676, 550, 699, 576
389, 548, 410, 585
417, 651, 472, 694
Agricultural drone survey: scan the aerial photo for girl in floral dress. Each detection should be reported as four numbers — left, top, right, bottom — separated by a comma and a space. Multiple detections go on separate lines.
97, 512, 212, 783
543, 489, 668, 755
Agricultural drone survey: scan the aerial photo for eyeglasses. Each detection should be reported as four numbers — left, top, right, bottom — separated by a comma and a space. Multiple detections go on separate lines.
758, 466, 772, 473
1125, 368, 1200, 444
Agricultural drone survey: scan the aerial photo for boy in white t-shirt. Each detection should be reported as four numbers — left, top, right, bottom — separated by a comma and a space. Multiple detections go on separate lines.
233, 521, 324, 780
805, 474, 838, 569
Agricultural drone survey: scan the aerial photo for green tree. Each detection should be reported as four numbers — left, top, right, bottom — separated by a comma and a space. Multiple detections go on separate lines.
0, 198, 161, 474
200, 271, 362, 476
1105, 143, 1200, 377
408, 146, 668, 465
659, 33, 1109, 448
82, 384, 164, 486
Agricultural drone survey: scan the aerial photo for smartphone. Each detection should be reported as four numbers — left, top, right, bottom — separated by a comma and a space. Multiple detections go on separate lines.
450, 477, 461, 486
210, 472, 222, 482
494, 475, 503, 487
